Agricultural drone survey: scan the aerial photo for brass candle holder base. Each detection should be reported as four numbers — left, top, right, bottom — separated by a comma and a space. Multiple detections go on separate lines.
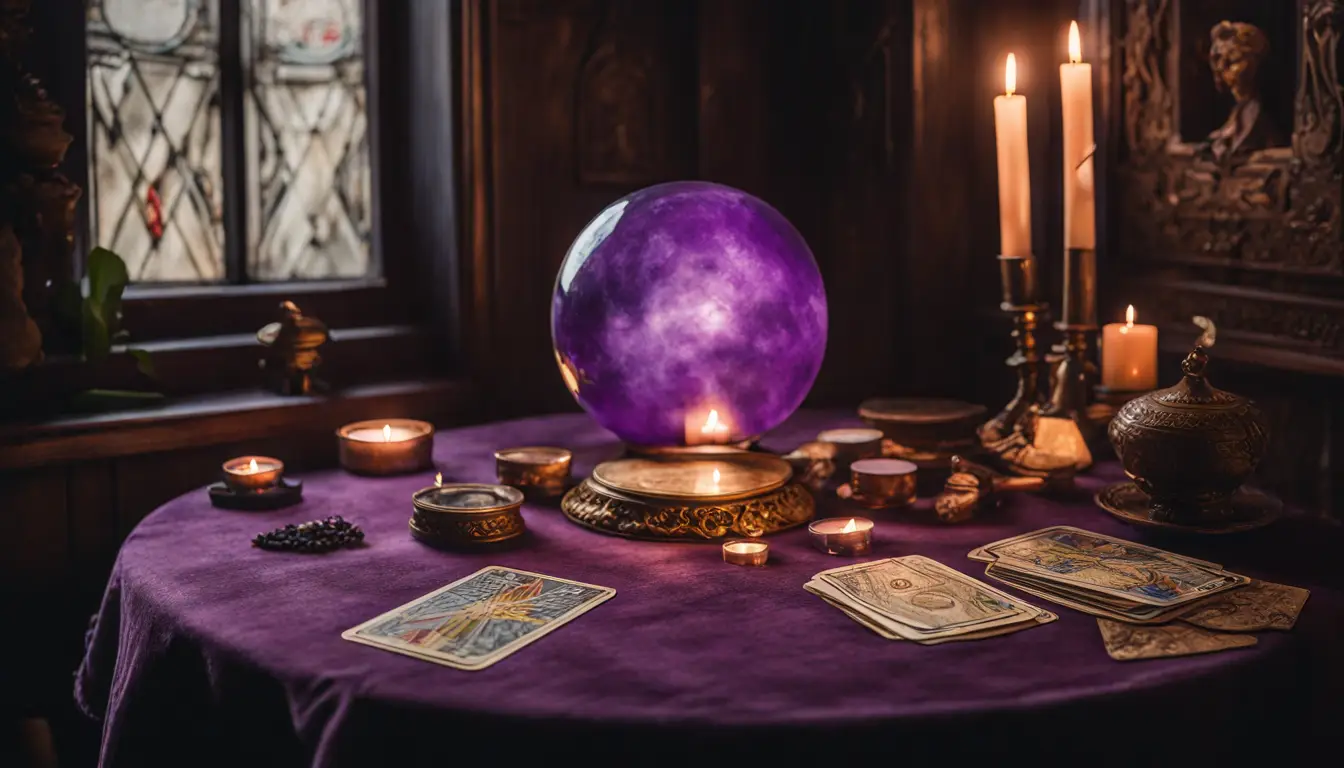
979, 255, 1047, 450
1038, 324, 1102, 471
410, 484, 526, 547
561, 453, 813, 541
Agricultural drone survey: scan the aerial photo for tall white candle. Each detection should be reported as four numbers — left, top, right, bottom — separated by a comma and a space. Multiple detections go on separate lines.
1060, 21, 1095, 250
1101, 305, 1158, 391
994, 53, 1032, 258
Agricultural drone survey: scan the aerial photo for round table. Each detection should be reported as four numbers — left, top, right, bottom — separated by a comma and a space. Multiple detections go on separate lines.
76, 412, 1344, 766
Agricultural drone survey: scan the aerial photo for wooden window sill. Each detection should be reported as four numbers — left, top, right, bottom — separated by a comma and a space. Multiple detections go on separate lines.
0, 378, 478, 470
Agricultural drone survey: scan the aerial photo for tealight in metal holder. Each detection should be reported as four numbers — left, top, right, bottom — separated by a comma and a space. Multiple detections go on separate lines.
978, 255, 1047, 447
1038, 247, 1100, 470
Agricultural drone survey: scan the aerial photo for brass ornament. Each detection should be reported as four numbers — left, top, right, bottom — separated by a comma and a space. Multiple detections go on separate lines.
1108, 345, 1270, 525
410, 483, 526, 546
561, 478, 814, 541
257, 300, 330, 395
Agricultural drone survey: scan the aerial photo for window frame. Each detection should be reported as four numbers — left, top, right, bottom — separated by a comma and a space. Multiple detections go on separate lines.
70, 0, 410, 342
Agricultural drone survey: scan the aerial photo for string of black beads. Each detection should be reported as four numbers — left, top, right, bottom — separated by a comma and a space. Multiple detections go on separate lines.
252, 516, 365, 552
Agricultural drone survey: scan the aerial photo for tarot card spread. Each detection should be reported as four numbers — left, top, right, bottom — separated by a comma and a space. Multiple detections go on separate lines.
806, 555, 1055, 645
969, 527, 1310, 660
343, 566, 615, 670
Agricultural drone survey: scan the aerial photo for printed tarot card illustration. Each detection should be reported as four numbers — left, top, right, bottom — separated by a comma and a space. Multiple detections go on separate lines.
986, 528, 1242, 606
819, 556, 1024, 631
343, 566, 615, 670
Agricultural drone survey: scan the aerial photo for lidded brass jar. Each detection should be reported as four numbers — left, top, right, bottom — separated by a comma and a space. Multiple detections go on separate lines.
1107, 346, 1268, 524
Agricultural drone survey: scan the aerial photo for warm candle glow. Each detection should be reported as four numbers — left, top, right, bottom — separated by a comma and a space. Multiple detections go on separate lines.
1004, 53, 1017, 96
1068, 20, 1081, 63
702, 409, 725, 436
712, 468, 721, 484
248, 458, 258, 474
1102, 305, 1157, 390
435, 472, 443, 487
842, 518, 858, 534
1126, 304, 1135, 328
383, 424, 392, 442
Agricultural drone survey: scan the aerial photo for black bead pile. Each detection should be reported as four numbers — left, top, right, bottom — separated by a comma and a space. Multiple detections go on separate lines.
252, 516, 364, 552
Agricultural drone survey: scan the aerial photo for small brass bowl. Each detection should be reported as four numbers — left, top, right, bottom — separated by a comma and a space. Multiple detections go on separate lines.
495, 446, 572, 498
410, 483, 526, 546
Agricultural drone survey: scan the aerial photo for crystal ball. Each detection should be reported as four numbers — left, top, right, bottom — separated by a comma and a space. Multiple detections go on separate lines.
552, 181, 828, 447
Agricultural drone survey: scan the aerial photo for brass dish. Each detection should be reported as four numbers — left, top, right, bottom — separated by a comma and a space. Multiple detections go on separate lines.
410, 483, 526, 546
563, 453, 812, 541
859, 398, 986, 450
1095, 482, 1281, 534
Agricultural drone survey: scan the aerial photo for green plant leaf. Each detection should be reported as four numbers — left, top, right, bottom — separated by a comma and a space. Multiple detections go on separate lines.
87, 247, 128, 336
68, 389, 165, 413
127, 347, 156, 379
82, 299, 111, 362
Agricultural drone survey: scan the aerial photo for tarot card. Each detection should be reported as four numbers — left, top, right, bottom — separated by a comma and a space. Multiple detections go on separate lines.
1096, 618, 1256, 661
805, 580, 1055, 645
342, 566, 615, 670
983, 528, 1246, 606
984, 565, 1187, 624
968, 526, 1223, 571
813, 556, 1050, 641
1175, 580, 1310, 632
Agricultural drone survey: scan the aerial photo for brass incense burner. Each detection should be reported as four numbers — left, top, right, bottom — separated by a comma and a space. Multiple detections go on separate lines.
1108, 345, 1268, 525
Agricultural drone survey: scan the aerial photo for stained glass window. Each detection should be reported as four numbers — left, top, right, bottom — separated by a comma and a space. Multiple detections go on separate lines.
87, 0, 225, 282
85, 0, 373, 284
244, 0, 371, 280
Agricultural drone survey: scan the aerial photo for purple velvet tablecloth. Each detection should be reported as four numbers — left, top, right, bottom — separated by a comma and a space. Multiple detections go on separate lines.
76, 411, 1344, 766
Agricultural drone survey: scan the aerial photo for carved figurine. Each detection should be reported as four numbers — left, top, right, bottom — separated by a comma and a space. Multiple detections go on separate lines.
256, 301, 330, 395
1206, 21, 1281, 161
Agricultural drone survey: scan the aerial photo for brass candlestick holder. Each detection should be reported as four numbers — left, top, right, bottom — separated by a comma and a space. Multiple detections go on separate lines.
979, 255, 1047, 446
1038, 247, 1100, 470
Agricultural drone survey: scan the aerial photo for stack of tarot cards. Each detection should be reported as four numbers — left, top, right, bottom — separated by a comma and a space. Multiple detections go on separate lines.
805, 555, 1056, 645
969, 526, 1251, 625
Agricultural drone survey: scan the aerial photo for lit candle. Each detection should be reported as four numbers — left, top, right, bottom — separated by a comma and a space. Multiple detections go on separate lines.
685, 406, 733, 446
808, 517, 874, 556
722, 539, 770, 567
994, 53, 1032, 258
1061, 21, 1095, 251
1101, 305, 1158, 391
337, 419, 434, 475
221, 455, 284, 493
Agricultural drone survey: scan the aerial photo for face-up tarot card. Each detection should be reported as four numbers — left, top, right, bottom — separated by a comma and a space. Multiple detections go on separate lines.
343, 566, 616, 670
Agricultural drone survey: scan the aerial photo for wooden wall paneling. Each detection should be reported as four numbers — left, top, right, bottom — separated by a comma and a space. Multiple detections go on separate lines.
475, 0, 697, 418
0, 468, 69, 587
67, 461, 118, 591
696, 0, 770, 196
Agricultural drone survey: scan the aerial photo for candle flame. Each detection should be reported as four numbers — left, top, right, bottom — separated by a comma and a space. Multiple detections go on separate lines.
713, 468, 721, 484
435, 472, 443, 487
702, 409, 723, 434
1126, 304, 1136, 327
842, 518, 858, 533
1005, 53, 1017, 96
248, 458, 258, 473
1068, 21, 1082, 64
383, 424, 392, 442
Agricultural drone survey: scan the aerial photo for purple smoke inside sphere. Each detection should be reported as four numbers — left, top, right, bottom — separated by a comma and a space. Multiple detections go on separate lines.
551, 181, 828, 446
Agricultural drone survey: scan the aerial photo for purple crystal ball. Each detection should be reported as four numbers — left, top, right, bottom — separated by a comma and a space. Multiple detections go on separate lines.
551, 181, 828, 447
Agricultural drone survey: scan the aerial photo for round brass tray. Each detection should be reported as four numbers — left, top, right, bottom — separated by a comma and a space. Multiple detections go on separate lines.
564, 454, 812, 541
1095, 481, 1282, 535
592, 452, 790, 502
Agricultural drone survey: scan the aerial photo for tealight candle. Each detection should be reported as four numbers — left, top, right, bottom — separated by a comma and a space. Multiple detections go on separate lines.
1100, 305, 1158, 391
817, 427, 884, 468
722, 539, 769, 567
808, 517, 874, 556
337, 419, 434, 476
495, 446, 573, 497
222, 455, 284, 493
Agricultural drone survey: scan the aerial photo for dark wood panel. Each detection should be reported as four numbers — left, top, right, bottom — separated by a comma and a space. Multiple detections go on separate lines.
0, 468, 68, 587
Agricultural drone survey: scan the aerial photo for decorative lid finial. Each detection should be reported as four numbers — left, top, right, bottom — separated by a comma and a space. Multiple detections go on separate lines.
1181, 345, 1210, 378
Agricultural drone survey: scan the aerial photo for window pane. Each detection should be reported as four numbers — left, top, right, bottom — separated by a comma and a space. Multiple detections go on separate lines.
244, 0, 373, 281
87, 0, 226, 282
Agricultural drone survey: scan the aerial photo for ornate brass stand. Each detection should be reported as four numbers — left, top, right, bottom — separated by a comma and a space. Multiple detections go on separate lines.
561, 453, 814, 541
1038, 247, 1101, 470
978, 255, 1048, 445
